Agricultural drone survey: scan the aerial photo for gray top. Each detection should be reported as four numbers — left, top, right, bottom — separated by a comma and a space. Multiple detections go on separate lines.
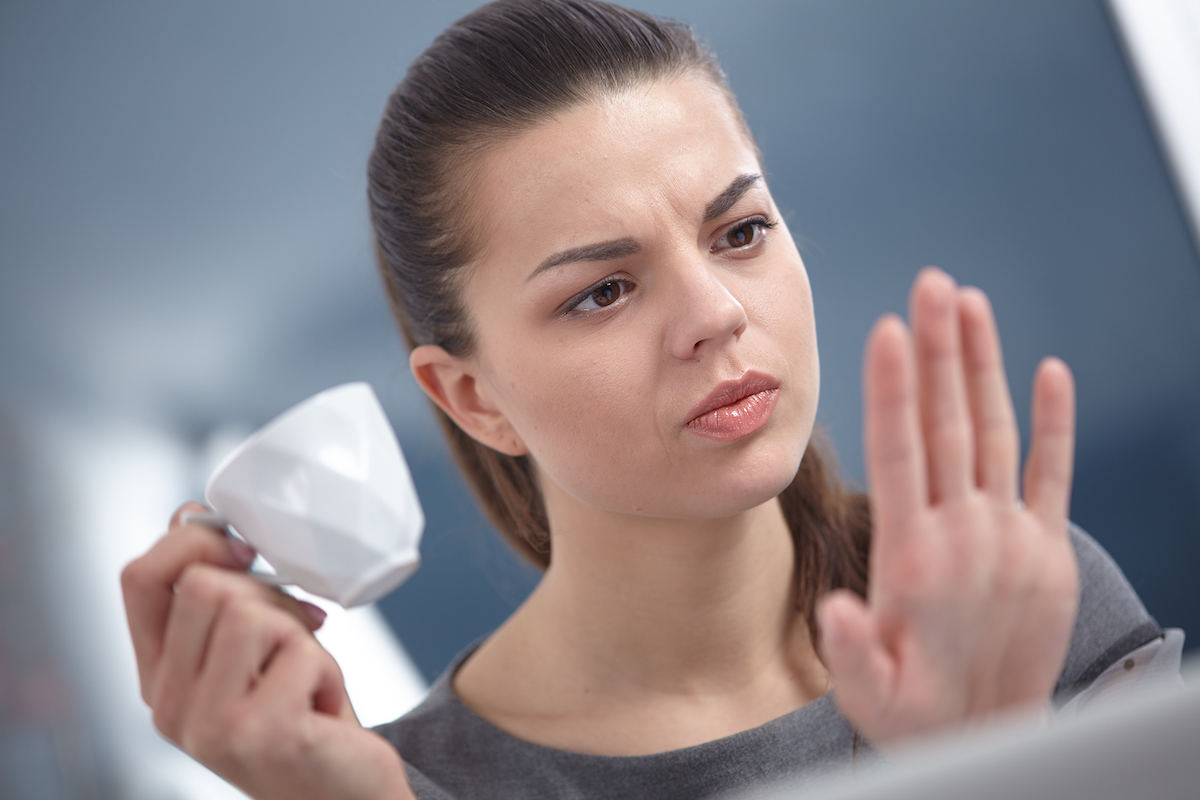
376, 525, 1163, 800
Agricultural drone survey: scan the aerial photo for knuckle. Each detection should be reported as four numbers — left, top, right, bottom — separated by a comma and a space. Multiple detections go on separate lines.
295, 628, 328, 658
322, 646, 345, 681
277, 600, 313, 634
175, 564, 227, 605
150, 702, 179, 743
224, 595, 297, 641
221, 595, 269, 632
119, 556, 153, 596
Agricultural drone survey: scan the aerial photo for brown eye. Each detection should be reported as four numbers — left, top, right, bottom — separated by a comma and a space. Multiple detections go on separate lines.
715, 216, 776, 253
568, 278, 632, 315
727, 221, 756, 248
591, 281, 620, 307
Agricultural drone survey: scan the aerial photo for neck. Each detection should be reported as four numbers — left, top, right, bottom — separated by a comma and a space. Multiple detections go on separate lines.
516, 489, 816, 696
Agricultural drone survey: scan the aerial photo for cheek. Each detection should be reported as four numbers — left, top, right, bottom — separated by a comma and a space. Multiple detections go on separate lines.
746, 259, 820, 443
491, 335, 659, 482
748, 259, 817, 364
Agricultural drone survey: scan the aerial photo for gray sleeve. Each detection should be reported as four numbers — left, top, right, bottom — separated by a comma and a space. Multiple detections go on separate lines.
1053, 523, 1163, 705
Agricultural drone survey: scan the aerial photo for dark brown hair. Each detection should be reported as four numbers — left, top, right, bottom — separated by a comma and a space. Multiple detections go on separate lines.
368, 0, 870, 637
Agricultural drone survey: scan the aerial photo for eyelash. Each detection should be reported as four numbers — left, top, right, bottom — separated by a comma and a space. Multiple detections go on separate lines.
563, 275, 634, 316
713, 215, 779, 253
561, 215, 780, 317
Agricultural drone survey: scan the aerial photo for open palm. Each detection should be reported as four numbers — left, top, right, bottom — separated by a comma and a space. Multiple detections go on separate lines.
818, 268, 1079, 745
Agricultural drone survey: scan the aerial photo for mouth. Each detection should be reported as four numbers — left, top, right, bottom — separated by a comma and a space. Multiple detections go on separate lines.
685, 370, 781, 442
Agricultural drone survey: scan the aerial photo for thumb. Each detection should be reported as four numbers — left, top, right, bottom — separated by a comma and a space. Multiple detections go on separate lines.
817, 591, 893, 724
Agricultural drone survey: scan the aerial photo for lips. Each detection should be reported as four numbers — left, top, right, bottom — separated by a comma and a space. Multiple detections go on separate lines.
685, 370, 781, 441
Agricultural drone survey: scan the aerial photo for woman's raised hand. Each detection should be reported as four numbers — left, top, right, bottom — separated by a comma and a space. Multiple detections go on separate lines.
121, 503, 415, 800
818, 268, 1079, 746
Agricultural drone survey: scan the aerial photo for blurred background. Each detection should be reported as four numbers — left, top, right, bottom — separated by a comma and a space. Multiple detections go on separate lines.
2, 0, 1198, 797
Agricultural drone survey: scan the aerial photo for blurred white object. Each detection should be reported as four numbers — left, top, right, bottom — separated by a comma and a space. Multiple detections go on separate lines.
20, 412, 428, 800
34, 418, 259, 799
206, 382, 424, 607
1109, 0, 1200, 244
743, 649, 1198, 800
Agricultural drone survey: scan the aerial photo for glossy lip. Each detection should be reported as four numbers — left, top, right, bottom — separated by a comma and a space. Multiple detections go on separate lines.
684, 370, 781, 441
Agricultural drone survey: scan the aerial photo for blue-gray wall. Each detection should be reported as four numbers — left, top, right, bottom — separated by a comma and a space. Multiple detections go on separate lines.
383, 0, 1200, 680
2, 1, 1196, 687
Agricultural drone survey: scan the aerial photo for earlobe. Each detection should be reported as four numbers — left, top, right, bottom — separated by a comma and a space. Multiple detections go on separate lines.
409, 345, 529, 457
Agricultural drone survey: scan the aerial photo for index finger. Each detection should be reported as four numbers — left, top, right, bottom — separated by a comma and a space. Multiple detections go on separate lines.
120, 502, 256, 693
864, 314, 928, 541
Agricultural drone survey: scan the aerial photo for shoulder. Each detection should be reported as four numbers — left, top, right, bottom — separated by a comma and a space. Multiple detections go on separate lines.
373, 644, 480, 800
374, 643, 555, 800
374, 665, 494, 800
1055, 522, 1165, 703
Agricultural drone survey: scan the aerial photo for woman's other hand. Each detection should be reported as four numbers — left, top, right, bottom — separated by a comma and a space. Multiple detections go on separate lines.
120, 503, 415, 800
818, 268, 1079, 746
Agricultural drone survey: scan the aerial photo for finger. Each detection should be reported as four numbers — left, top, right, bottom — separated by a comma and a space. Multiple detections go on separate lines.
182, 600, 299, 764
818, 591, 893, 723
864, 314, 927, 539
219, 602, 297, 689
151, 564, 304, 738
151, 564, 228, 740
957, 288, 1020, 501
910, 268, 974, 502
121, 503, 255, 693
190, 621, 355, 783
260, 632, 354, 722
168, 501, 208, 530
1022, 357, 1076, 532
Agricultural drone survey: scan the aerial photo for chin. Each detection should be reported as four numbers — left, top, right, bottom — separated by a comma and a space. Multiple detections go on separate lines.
637, 437, 806, 521
692, 459, 801, 519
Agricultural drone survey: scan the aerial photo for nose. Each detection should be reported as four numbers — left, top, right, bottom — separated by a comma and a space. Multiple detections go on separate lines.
665, 257, 748, 361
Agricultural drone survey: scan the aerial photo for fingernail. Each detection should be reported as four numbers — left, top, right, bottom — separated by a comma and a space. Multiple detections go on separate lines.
228, 536, 256, 566
172, 501, 209, 529
301, 602, 327, 630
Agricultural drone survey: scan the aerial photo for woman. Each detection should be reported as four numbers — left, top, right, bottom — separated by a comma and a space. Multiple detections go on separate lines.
120, 2, 1178, 798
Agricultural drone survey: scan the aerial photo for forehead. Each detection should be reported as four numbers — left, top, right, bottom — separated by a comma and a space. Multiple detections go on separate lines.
467, 75, 761, 266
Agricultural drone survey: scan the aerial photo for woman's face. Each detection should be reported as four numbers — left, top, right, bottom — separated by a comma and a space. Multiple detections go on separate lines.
458, 74, 818, 522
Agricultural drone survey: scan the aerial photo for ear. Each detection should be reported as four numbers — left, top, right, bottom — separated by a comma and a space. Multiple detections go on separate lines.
409, 345, 529, 457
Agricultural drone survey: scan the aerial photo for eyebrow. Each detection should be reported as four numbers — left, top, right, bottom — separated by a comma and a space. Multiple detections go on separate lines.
527, 238, 642, 282
703, 172, 762, 223
527, 172, 763, 282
